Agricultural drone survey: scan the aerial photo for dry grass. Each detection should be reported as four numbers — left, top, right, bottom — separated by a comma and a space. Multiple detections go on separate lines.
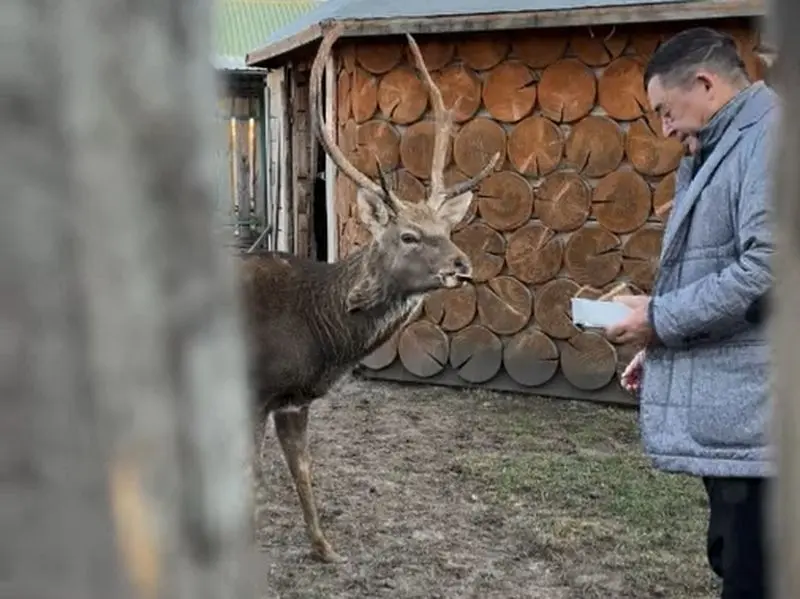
254, 375, 718, 599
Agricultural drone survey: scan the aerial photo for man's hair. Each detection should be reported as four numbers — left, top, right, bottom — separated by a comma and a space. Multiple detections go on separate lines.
644, 27, 749, 89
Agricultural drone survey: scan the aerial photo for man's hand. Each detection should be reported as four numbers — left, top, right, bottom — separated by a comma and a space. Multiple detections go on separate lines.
604, 295, 653, 346
620, 349, 645, 394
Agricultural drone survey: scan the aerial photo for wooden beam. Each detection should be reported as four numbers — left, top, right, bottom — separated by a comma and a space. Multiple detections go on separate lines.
247, 22, 324, 69
246, 0, 766, 67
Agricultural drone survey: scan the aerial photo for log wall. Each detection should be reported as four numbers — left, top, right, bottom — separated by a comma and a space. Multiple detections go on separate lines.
333, 18, 766, 404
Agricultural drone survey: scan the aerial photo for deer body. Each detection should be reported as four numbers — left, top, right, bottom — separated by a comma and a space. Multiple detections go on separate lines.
239, 248, 423, 412
242, 249, 427, 564
249, 27, 500, 564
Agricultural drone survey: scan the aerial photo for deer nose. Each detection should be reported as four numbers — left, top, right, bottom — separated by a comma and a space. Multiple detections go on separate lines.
453, 256, 470, 276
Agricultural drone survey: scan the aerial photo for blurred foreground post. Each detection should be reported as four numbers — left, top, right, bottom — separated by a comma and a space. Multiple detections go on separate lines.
2, 0, 256, 598
770, 0, 800, 597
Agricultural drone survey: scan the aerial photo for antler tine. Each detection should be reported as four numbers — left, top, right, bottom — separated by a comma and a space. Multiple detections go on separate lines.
405, 33, 450, 207
444, 151, 502, 199
310, 25, 385, 199
405, 33, 499, 204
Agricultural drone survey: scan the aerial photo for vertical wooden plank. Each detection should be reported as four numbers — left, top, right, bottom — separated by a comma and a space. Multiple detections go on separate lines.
249, 114, 255, 212
247, 95, 257, 213
235, 117, 252, 244
255, 89, 269, 250
260, 79, 272, 250
249, 110, 265, 250
212, 89, 231, 235
228, 93, 238, 241
247, 94, 259, 248
265, 74, 279, 251
219, 102, 234, 236
267, 67, 291, 253
283, 66, 294, 253
291, 61, 312, 257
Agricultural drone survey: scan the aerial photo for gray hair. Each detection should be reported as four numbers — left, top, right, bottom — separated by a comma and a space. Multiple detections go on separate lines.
644, 27, 749, 89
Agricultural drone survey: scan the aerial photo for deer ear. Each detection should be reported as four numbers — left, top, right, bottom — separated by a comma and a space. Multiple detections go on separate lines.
436, 191, 474, 228
356, 188, 392, 235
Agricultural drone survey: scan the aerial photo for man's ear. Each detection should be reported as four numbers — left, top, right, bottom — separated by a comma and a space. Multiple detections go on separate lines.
356, 188, 392, 236
437, 191, 474, 228
694, 71, 713, 92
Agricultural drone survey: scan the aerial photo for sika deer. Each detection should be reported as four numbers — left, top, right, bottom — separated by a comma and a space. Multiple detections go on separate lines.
241, 26, 500, 563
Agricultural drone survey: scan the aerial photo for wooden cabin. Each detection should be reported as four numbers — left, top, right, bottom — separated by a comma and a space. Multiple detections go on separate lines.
246, 0, 769, 405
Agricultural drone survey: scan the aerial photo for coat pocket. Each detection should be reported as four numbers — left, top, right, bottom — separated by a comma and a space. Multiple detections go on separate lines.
687, 345, 770, 449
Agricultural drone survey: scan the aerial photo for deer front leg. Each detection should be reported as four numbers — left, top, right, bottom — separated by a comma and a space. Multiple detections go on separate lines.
273, 406, 345, 563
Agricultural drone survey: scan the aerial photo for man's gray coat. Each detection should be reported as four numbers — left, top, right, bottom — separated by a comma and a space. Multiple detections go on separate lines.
641, 81, 779, 478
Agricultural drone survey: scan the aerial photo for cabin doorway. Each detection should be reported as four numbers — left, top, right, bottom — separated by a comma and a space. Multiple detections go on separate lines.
312, 139, 328, 262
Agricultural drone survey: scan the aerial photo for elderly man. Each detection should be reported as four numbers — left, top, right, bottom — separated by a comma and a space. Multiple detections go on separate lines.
605, 27, 778, 599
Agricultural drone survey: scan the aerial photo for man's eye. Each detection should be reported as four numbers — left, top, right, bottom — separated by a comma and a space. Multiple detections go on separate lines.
401, 232, 419, 244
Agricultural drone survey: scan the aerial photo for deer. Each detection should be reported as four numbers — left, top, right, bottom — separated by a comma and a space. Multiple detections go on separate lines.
239, 25, 500, 564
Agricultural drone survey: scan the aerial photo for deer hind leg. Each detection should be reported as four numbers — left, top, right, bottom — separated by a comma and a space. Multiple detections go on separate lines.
249, 409, 270, 543
273, 406, 345, 563
251, 410, 267, 484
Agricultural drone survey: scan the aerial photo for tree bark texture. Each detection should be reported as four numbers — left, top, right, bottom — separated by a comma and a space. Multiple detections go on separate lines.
1, 1, 256, 598
768, 1, 800, 597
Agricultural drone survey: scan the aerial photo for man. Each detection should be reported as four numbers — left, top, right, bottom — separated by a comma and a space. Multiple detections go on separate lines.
604, 27, 778, 598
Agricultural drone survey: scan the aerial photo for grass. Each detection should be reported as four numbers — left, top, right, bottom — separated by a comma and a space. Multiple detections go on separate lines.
455, 393, 719, 598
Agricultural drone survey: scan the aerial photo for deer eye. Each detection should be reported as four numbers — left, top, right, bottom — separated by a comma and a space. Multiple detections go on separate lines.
400, 232, 420, 244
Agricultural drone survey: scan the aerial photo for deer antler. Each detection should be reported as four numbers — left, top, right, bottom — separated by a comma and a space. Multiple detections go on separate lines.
310, 25, 396, 205
405, 33, 500, 210
311, 27, 499, 212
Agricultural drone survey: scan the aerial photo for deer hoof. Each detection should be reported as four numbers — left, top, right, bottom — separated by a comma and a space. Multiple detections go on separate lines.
312, 544, 347, 564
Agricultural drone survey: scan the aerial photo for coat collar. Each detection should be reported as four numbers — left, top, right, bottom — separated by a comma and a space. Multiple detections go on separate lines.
659, 82, 777, 260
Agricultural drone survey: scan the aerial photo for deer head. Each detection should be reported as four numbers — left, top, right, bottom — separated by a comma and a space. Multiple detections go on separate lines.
310, 27, 500, 311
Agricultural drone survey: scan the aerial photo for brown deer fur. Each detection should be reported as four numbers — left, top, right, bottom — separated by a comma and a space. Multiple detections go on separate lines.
242, 26, 500, 563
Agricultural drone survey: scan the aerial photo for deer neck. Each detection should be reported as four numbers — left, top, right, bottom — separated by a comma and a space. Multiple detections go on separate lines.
319, 244, 424, 365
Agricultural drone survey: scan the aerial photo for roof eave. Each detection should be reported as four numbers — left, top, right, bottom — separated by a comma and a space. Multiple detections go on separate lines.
247, 22, 326, 67
245, 0, 767, 68
217, 68, 270, 75
213, 54, 270, 74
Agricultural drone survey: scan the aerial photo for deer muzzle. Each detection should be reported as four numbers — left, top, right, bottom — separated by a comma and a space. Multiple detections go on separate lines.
439, 256, 472, 288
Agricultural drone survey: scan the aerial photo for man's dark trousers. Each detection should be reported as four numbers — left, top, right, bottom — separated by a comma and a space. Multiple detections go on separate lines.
703, 477, 770, 598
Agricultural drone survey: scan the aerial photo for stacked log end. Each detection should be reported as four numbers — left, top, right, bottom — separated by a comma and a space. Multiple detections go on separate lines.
334, 20, 764, 398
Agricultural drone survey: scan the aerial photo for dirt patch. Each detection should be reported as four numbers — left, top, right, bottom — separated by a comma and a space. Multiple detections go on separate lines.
254, 375, 718, 599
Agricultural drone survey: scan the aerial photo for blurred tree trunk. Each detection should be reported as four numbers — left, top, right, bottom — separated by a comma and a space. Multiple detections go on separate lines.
1, 0, 256, 598
769, 1, 800, 597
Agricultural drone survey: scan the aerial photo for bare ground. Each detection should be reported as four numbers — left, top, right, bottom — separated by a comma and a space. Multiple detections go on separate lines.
254, 375, 719, 599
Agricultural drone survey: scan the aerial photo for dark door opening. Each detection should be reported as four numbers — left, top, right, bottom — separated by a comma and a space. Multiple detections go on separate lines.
312, 140, 328, 262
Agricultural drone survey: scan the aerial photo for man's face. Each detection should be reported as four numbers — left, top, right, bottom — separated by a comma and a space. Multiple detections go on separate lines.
647, 72, 715, 150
